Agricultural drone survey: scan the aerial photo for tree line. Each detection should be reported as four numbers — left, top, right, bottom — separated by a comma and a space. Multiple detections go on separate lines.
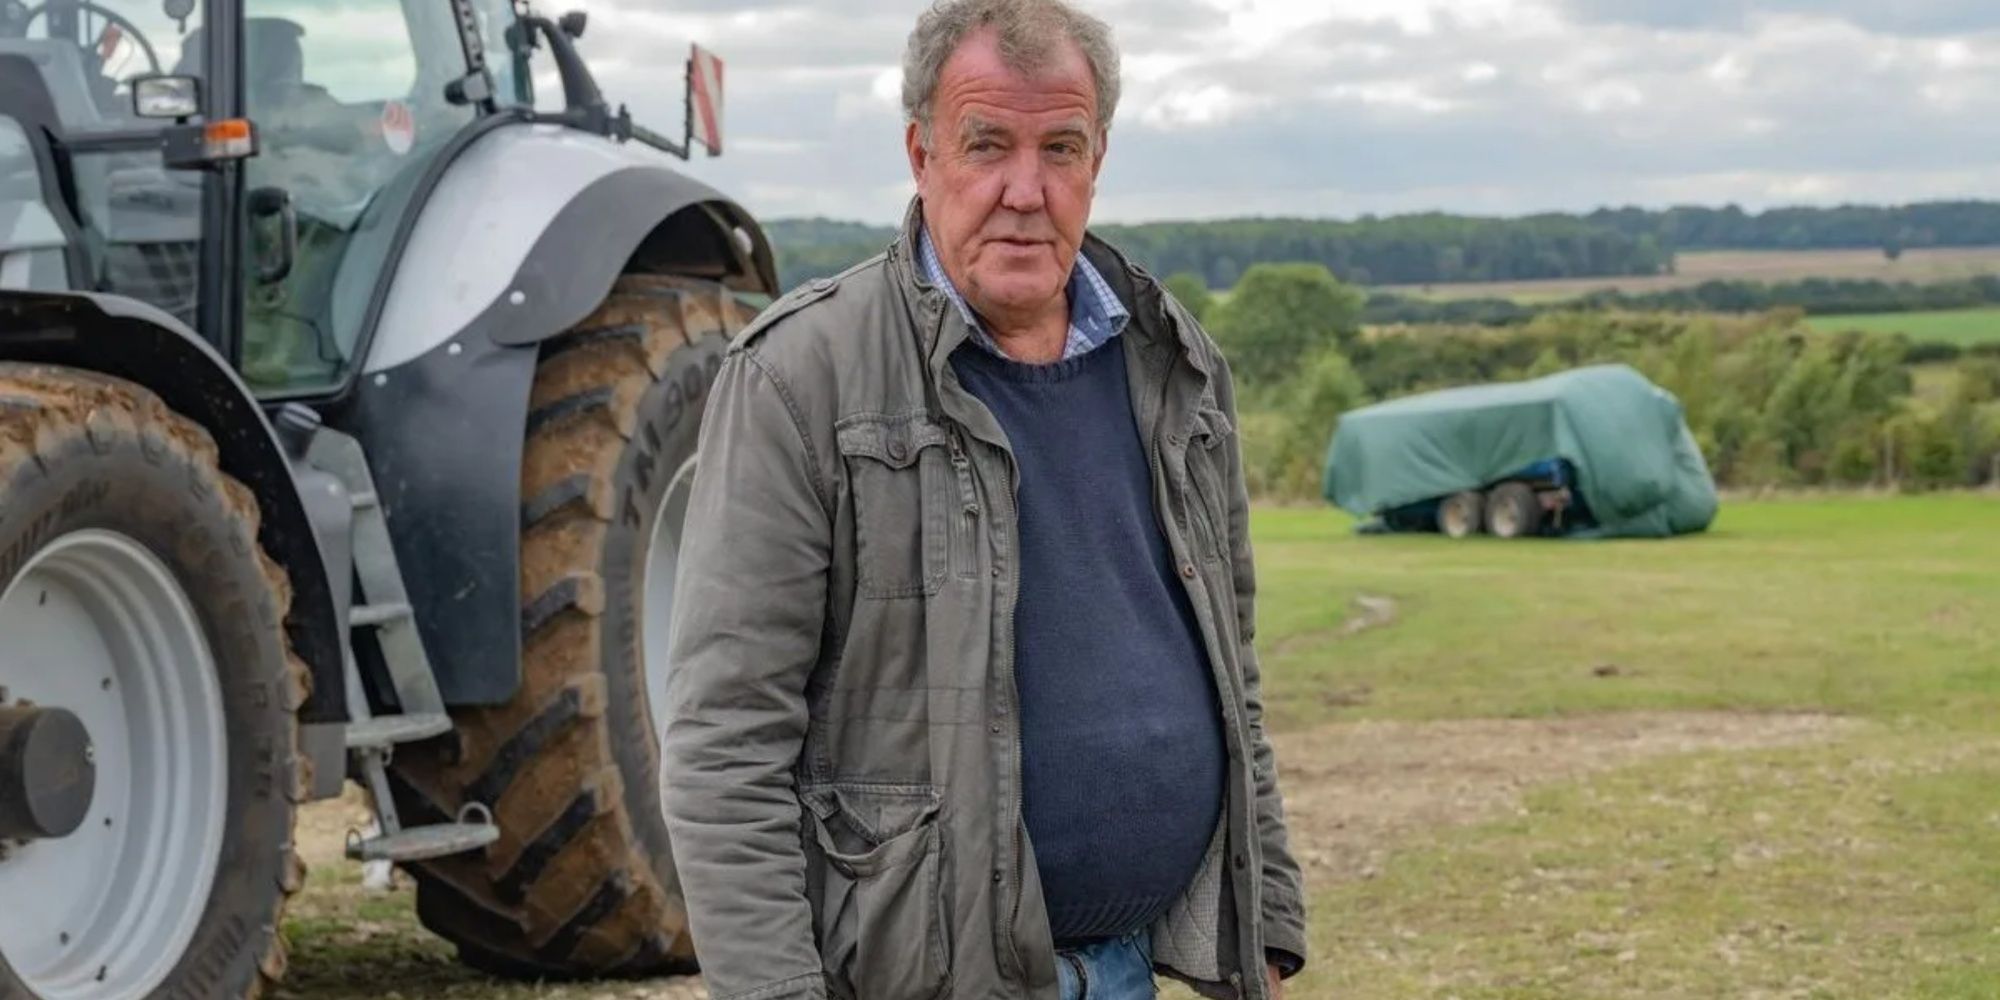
764, 215, 1667, 290
1363, 275, 2000, 330
762, 199, 2000, 295
1169, 264, 2000, 502
1585, 201, 2000, 252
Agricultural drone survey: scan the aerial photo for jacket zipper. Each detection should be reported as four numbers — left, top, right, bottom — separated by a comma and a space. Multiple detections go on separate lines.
994, 434, 1029, 977
946, 432, 979, 576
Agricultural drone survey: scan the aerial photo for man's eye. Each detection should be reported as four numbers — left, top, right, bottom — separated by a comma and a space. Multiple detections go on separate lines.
968, 141, 999, 154
1047, 143, 1080, 157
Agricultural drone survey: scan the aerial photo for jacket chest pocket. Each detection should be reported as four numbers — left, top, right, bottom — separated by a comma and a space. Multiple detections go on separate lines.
1183, 406, 1234, 563
837, 414, 974, 600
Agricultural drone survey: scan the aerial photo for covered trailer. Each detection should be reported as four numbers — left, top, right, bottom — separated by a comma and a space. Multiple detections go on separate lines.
1322, 364, 1719, 539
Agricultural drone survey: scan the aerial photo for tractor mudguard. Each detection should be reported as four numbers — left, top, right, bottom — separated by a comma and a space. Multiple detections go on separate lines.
362, 123, 776, 375
333, 127, 775, 707
0, 290, 346, 722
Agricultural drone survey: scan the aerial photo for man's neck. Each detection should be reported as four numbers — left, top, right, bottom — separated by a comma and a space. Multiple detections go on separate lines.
981, 296, 1072, 364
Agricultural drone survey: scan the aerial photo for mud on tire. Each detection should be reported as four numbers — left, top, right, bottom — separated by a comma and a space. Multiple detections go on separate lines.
0, 364, 308, 1000
387, 275, 753, 978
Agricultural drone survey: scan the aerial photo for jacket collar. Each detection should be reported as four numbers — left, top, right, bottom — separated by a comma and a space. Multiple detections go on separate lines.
892, 197, 1214, 385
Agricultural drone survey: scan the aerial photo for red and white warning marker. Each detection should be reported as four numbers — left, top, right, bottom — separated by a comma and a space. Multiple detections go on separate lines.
380, 100, 415, 156
688, 44, 724, 157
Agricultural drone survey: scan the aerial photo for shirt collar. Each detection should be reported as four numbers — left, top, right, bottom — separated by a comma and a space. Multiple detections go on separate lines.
917, 225, 1130, 361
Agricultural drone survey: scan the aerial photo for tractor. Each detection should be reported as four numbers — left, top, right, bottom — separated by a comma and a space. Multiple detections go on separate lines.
0, 0, 774, 995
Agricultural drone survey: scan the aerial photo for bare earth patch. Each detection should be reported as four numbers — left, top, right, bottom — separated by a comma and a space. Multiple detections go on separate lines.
284, 712, 1856, 997
1273, 711, 1861, 883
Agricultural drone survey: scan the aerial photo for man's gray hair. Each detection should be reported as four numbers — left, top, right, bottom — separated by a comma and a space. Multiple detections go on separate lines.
902, 0, 1122, 143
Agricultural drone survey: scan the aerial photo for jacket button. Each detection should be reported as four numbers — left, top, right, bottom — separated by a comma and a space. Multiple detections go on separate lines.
1233, 852, 1247, 869
991, 567, 1003, 578
888, 441, 909, 462
1181, 564, 1197, 580
992, 870, 1004, 884
989, 722, 1003, 734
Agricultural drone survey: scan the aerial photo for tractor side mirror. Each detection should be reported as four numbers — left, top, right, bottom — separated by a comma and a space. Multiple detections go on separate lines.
133, 75, 200, 120
558, 10, 586, 38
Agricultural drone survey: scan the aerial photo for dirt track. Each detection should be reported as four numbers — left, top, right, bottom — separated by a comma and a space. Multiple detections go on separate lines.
284, 711, 1856, 998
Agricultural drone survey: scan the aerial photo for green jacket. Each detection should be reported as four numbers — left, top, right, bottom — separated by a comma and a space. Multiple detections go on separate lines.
661, 204, 1307, 1000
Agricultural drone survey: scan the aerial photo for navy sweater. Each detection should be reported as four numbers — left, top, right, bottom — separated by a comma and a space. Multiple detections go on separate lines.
953, 342, 1227, 944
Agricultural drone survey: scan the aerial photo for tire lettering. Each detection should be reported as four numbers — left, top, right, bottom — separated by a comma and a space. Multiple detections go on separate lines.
0, 507, 59, 584
659, 382, 685, 434
621, 488, 645, 530
60, 478, 110, 518
633, 440, 657, 495
171, 913, 247, 999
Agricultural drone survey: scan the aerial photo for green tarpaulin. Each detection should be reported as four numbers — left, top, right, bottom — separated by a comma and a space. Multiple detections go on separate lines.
1322, 364, 1719, 539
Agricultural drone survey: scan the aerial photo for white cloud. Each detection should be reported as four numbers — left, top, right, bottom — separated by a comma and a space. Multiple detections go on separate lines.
557, 0, 2000, 223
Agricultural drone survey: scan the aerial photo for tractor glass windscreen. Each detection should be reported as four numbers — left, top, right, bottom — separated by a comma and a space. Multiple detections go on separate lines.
236, 0, 476, 396
0, 1, 206, 325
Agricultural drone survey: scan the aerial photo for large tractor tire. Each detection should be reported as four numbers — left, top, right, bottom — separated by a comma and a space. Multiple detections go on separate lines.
389, 275, 752, 978
0, 364, 309, 1000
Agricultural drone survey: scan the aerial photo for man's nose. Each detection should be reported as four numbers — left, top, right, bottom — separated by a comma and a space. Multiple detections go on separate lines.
998, 150, 1047, 215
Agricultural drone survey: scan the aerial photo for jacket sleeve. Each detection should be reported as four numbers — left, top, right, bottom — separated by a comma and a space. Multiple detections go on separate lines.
1215, 358, 1310, 977
660, 348, 831, 1000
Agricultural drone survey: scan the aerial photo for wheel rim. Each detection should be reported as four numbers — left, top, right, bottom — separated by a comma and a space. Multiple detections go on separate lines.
1492, 501, 1521, 537
641, 457, 699, 743
0, 530, 227, 999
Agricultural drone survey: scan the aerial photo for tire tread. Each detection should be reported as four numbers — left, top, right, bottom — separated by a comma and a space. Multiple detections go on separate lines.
389, 276, 753, 978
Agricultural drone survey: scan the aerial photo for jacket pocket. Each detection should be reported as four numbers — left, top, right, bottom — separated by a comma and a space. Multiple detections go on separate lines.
837, 415, 955, 599
803, 783, 951, 1000
1184, 406, 1234, 563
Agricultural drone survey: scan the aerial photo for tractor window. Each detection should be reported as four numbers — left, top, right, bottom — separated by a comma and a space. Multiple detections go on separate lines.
237, 0, 477, 395
1, 1, 207, 325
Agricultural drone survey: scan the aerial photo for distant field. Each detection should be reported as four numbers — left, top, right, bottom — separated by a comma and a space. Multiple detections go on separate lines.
1805, 307, 2000, 346
1389, 246, 2000, 302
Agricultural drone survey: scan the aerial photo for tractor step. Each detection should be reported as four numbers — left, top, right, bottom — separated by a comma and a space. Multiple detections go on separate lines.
344, 713, 453, 750
350, 602, 413, 628
346, 821, 499, 863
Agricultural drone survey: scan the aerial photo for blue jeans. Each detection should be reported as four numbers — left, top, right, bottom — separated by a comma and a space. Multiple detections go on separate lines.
1056, 931, 1156, 1000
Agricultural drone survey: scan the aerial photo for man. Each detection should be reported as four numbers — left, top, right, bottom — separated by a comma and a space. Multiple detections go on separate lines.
660, 2, 1306, 998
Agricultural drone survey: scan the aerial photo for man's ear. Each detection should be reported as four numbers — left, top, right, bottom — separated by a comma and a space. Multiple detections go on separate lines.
907, 122, 929, 190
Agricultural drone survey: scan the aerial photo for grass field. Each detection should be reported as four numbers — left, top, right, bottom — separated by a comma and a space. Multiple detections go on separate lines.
1389, 246, 2000, 303
1806, 307, 2000, 346
281, 495, 2000, 999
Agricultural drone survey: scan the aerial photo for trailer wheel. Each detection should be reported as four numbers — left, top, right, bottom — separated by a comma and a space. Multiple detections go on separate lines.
1437, 490, 1485, 538
1485, 481, 1543, 539
389, 276, 753, 978
0, 364, 307, 1000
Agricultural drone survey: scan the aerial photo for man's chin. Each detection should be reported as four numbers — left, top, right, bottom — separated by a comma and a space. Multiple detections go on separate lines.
968, 274, 1065, 314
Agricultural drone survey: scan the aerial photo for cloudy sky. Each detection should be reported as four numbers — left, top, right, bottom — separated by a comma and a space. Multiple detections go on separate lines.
564, 0, 2000, 224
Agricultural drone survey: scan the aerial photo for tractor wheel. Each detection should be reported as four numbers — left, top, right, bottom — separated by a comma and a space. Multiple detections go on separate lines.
0, 364, 308, 1000
389, 275, 752, 978
1485, 481, 1543, 539
1437, 490, 1485, 538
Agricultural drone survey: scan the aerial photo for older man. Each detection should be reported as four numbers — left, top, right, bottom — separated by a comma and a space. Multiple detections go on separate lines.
660, 2, 1306, 998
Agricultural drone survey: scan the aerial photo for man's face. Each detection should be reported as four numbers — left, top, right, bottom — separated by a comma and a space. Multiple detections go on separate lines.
908, 28, 1106, 326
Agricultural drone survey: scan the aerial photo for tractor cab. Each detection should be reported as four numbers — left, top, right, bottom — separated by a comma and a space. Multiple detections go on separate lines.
0, 0, 522, 394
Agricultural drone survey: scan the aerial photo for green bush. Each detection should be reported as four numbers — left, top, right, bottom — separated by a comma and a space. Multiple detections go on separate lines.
1162, 272, 1215, 324
1207, 264, 1364, 391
